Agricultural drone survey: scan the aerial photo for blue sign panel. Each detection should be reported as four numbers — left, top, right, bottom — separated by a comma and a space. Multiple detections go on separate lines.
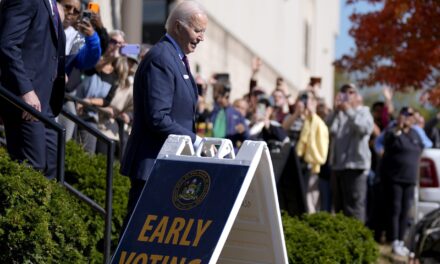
112, 159, 249, 264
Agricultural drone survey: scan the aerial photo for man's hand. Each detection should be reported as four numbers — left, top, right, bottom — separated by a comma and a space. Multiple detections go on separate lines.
119, 112, 131, 124
335, 92, 350, 111
21, 90, 41, 120
383, 86, 393, 102
77, 19, 95, 37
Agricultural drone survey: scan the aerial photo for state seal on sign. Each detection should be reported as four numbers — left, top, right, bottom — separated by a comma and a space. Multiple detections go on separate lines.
172, 170, 211, 210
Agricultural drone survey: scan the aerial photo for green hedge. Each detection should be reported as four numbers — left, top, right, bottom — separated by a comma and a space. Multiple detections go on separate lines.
0, 148, 92, 263
64, 141, 130, 263
282, 212, 379, 264
0, 142, 130, 263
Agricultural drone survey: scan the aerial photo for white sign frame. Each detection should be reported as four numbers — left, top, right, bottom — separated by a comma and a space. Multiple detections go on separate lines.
156, 135, 288, 264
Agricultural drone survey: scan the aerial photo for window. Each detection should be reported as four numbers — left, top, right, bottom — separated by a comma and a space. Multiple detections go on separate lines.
142, 0, 174, 44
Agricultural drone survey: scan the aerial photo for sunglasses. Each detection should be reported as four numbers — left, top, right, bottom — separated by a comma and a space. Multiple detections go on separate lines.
63, 4, 80, 15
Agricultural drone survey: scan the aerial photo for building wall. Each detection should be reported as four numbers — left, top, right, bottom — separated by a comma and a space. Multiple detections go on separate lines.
100, 0, 339, 104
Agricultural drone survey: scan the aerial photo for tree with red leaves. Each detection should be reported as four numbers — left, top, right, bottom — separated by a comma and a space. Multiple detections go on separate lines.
335, 0, 440, 99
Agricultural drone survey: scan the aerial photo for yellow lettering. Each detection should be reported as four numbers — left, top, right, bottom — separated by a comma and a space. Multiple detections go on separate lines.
119, 251, 137, 264
133, 253, 148, 264
164, 217, 186, 245
162, 255, 170, 264
138, 215, 158, 242
149, 254, 163, 264
148, 216, 169, 243
193, 220, 212, 247
179, 257, 187, 264
179, 218, 194, 246
188, 260, 202, 264
170, 256, 179, 264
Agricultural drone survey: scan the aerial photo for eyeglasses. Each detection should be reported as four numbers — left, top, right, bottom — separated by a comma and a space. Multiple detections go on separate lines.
63, 4, 80, 16
109, 38, 124, 46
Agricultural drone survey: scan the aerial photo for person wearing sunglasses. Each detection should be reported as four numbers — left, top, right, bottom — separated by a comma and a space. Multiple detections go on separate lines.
57, 0, 102, 142
374, 106, 432, 256
105, 30, 125, 58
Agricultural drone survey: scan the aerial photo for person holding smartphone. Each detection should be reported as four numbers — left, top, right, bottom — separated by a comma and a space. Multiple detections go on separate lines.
376, 107, 428, 256
57, 0, 102, 142
328, 83, 374, 223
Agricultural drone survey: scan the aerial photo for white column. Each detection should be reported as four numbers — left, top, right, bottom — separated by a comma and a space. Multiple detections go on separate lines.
121, 0, 142, 44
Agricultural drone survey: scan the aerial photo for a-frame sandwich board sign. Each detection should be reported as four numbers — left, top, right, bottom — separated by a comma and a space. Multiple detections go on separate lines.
112, 135, 288, 264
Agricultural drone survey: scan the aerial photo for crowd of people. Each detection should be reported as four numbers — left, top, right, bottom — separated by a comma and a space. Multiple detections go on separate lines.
193, 60, 438, 257
1, 0, 439, 259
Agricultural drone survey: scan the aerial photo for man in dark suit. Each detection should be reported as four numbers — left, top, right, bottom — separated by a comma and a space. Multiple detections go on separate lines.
0, 0, 66, 179
120, 0, 208, 218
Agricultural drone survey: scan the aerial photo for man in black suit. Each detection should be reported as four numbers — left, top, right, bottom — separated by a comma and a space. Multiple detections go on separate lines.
0, 0, 65, 179
120, 0, 208, 219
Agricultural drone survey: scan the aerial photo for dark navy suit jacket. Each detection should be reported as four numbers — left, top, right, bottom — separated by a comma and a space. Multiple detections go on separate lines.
0, 0, 66, 117
120, 36, 198, 181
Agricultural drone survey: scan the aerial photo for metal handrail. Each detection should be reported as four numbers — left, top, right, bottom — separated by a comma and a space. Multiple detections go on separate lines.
0, 86, 66, 181
60, 109, 114, 264
0, 86, 114, 264
0, 124, 6, 146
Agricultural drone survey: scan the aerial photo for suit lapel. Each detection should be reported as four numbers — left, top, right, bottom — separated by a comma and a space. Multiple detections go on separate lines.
43, 0, 59, 41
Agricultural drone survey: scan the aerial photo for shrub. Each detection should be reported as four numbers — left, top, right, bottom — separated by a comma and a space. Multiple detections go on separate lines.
0, 141, 130, 263
0, 148, 92, 263
282, 212, 379, 264
64, 141, 130, 263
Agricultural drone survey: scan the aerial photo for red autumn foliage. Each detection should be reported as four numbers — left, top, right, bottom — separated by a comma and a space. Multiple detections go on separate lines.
335, 0, 440, 96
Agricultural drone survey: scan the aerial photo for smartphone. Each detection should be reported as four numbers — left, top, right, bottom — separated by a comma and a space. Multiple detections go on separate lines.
197, 83, 204, 96
256, 103, 266, 120
87, 2, 100, 13
120, 44, 141, 57
341, 93, 349, 102
299, 93, 308, 107
81, 10, 92, 23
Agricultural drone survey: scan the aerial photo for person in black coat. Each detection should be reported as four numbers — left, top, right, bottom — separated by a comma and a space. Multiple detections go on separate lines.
0, 0, 65, 179
119, 1, 208, 226
379, 107, 425, 256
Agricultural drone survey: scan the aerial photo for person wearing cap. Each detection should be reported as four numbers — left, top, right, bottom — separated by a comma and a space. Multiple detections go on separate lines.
375, 106, 429, 256
328, 83, 374, 223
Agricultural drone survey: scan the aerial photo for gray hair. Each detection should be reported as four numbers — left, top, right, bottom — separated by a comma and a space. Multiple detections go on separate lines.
109, 30, 126, 39
165, 1, 207, 32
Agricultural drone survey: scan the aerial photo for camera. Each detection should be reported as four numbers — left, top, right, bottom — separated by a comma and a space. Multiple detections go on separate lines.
299, 93, 308, 107
339, 92, 349, 102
